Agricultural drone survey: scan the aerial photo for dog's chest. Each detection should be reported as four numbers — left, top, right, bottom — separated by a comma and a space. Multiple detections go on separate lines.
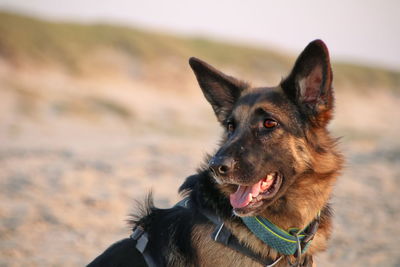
190, 224, 266, 267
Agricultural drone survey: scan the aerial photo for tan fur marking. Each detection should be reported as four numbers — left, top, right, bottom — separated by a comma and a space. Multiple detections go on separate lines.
191, 224, 267, 267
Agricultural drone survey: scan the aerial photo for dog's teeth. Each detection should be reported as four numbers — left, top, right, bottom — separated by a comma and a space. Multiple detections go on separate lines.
267, 174, 273, 181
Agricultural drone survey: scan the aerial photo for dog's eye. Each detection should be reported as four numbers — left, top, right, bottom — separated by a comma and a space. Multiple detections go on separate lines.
263, 119, 278, 129
227, 122, 235, 133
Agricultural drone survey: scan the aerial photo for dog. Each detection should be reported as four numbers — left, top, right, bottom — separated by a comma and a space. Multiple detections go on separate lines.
88, 39, 343, 267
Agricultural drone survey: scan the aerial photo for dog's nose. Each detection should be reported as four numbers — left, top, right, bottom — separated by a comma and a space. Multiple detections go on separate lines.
209, 157, 235, 177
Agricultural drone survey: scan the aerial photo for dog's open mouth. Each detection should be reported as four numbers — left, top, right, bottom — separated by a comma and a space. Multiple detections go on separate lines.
229, 172, 282, 210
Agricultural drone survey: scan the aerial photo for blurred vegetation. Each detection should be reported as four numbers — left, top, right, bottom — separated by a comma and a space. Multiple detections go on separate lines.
0, 11, 399, 91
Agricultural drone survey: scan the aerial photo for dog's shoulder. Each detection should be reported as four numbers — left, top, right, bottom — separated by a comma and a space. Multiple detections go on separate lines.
87, 238, 147, 267
124, 172, 214, 266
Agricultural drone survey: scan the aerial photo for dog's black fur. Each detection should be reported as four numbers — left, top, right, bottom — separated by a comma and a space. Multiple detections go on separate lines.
88, 40, 343, 267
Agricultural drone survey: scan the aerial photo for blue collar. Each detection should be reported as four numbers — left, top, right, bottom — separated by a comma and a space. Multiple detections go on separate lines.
241, 214, 320, 255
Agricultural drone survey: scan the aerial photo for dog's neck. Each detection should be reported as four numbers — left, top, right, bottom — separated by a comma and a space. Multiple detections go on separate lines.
261, 171, 337, 231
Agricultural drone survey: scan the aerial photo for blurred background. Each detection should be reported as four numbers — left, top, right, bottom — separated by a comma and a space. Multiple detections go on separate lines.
0, 1, 399, 266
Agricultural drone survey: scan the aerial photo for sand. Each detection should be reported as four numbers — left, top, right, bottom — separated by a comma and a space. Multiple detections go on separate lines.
0, 62, 399, 266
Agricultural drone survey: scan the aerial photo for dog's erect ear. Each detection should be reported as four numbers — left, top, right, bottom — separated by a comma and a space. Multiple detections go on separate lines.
189, 57, 248, 123
281, 40, 334, 127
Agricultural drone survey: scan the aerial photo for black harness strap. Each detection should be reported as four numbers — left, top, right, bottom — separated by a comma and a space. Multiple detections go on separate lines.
130, 226, 158, 267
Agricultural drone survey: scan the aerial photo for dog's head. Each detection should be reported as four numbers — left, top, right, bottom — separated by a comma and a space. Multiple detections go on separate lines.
190, 40, 341, 217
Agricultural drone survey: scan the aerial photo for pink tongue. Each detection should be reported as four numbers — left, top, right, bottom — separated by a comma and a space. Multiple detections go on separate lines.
230, 180, 263, 209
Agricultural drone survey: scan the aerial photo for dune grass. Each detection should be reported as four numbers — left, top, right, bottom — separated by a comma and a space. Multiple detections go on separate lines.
0, 11, 399, 91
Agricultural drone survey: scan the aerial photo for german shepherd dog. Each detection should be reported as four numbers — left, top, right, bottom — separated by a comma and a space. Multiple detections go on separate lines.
88, 40, 343, 267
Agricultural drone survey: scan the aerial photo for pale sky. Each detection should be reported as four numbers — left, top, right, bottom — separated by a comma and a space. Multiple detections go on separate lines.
1, 0, 399, 70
